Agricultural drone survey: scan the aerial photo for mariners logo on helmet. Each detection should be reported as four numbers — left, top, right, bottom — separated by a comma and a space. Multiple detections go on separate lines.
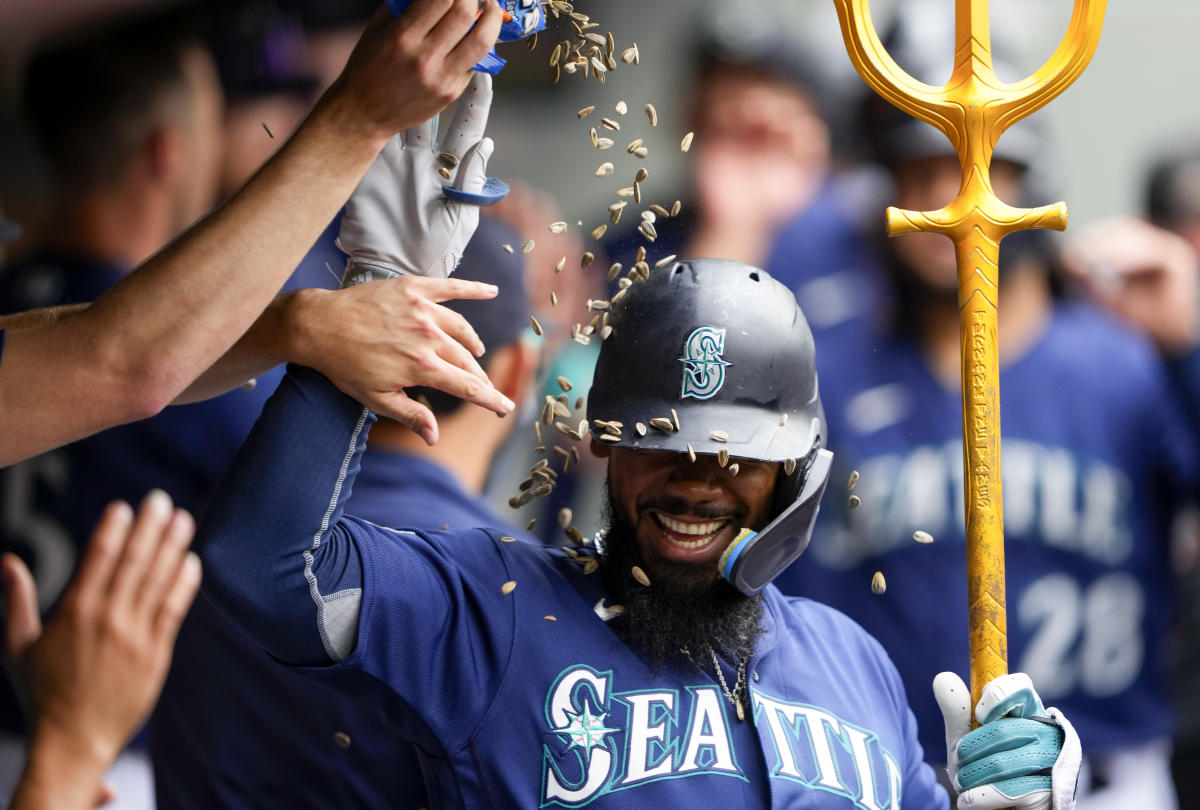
679, 327, 730, 400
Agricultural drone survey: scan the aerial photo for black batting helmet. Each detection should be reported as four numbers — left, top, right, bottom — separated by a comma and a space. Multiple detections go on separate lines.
587, 259, 834, 595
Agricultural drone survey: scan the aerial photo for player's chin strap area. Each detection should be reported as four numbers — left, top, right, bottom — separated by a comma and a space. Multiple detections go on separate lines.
720, 448, 834, 596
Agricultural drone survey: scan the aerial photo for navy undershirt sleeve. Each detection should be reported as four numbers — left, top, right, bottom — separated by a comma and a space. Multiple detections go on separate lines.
196, 364, 368, 666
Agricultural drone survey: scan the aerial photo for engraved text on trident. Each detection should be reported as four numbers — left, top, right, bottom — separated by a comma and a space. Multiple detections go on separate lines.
833, 0, 1107, 711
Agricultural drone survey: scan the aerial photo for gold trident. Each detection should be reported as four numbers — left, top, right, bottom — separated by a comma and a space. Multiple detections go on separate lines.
833, 0, 1106, 712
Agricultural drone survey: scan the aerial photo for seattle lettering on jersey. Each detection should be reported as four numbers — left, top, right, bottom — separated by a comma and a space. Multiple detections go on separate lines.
540, 665, 903, 807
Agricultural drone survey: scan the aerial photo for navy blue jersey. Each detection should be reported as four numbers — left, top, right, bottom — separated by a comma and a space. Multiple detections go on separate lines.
777, 301, 1200, 758
198, 365, 948, 808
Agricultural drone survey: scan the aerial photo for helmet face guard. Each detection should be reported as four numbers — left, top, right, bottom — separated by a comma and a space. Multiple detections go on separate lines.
587, 259, 833, 595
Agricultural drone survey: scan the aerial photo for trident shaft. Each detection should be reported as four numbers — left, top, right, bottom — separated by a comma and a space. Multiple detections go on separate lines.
833, 0, 1106, 711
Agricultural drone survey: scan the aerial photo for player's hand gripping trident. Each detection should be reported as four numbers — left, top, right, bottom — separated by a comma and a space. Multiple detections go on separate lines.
833, 0, 1106, 714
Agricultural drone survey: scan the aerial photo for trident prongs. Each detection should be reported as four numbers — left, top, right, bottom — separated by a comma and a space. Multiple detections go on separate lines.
834, 0, 1107, 712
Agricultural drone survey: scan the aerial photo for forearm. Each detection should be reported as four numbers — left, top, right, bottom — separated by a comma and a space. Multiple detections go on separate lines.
9, 726, 109, 810
0, 97, 384, 465
197, 364, 371, 665
0, 304, 87, 331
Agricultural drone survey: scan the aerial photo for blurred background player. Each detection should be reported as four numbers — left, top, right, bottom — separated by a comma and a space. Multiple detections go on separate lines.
151, 219, 535, 809
775, 22, 1200, 810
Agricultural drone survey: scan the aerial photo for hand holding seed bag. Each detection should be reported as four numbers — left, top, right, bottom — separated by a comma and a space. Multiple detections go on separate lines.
337, 73, 496, 283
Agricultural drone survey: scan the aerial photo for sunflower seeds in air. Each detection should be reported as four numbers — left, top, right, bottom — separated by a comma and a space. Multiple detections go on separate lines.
583, 559, 599, 575
848, 470, 860, 490
502, 244, 514, 254
641, 210, 656, 223
671, 200, 682, 216
590, 56, 607, 75
550, 292, 558, 307
617, 186, 635, 198
549, 221, 569, 234
606, 262, 623, 282
535, 422, 543, 443
710, 430, 729, 442
634, 421, 647, 436
584, 32, 606, 45
871, 572, 886, 595
649, 417, 674, 432
438, 152, 460, 169
558, 508, 573, 528
590, 127, 599, 148
848, 495, 862, 510
784, 458, 797, 475
914, 530, 934, 544
544, 615, 558, 621
600, 324, 613, 339
609, 201, 626, 222
501, 580, 517, 595
606, 31, 615, 56
596, 137, 614, 150
631, 566, 651, 587
601, 117, 620, 131
779, 413, 788, 427
437, 167, 452, 180
635, 167, 649, 183
644, 103, 658, 126
681, 132, 694, 152
621, 44, 639, 64
530, 315, 544, 336
650, 204, 670, 218
626, 138, 643, 153
634, 183, 643, 203
670, 408, 680, 430
521, 239, 535, 254
500, 535, 517, 543
687, 442, 697, 462
728, 463, 740, 476
556, 375, 573, 392
577, 105, 595, 118
591, 224, 608, 240
615, 100, 628, 115
633, 146, 649, 159
718, 448, 729, 467
550, 42, 563, 64
638, 221, 657, 241
598, 433, 620, 443
596, 162, 614, 177
655, 255, 677, 269
581, 251, 595, 267
555, 256, 566, 273
566, 526, 584, 545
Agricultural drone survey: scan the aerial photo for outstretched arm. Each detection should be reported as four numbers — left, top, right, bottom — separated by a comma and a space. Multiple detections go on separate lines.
0, 0, 504, 467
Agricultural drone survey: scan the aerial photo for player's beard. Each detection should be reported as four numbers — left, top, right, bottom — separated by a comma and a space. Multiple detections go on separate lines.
596, 489, 763, 673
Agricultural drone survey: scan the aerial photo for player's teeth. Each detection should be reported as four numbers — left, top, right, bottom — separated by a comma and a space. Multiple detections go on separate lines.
657, 513, 725, 537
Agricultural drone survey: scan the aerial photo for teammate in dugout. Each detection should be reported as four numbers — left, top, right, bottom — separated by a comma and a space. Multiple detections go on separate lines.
193, 95, 1082, 808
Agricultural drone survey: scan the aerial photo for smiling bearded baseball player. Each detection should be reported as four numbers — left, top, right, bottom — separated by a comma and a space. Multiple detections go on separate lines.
194, 99, 1082, 808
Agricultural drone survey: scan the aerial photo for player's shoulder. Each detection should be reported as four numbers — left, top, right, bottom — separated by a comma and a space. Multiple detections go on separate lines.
766, 587, 890, 655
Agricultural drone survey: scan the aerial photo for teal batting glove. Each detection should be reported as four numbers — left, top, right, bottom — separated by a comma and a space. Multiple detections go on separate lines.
934, 672, 1081, 810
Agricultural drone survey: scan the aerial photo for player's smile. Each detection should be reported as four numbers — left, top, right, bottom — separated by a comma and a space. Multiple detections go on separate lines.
645, 509, 736, 563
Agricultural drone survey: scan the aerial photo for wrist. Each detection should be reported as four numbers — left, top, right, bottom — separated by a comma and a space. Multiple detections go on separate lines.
16, 723, 112, 810
279, 287, 332, 369
307, 80, 392, 157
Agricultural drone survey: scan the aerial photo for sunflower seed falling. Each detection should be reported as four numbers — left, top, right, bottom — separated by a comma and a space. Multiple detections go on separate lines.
635, 167, 649, 183
499, 580, 517, 596
262, 122, 275, 138
638, 220, 658, 241
556, 508, 573, 529
596, 162, 614, 177
644, 103, 658, 126
609, 201, 626, 223
655, 255, 677, 269
848, 470, 860, 490
779, 413, 789, 427
631, 566, 651, 587
871, 571, 887, 595
549, 221, 569, 234
534, 421, 543, 443
670, 408, 680, 431
671, 200, 682, 216
641, 210, 656, 223
438, 152, 460, 169
633, 146, 649, 159
597, 432, 620, 443
502, 244, 514, 254
634, 183, 643, 203
521, 239, 535, 254
650, 204, 670, 218
621, 44, 639, 64
555, 256, 566, 273
687, 442, 697, 462
601, 117, 620, 131
617, 186, 635, 198
550, 291, 558, 307
575, 395, 585, 411
581, 251, 595, 268
635, 421, 647, 436
596, 137, 614, 150
784, 458, 798, 475
649, 417, 674, 432
728, 463, 740, 476
914, 530, 934, 544
566, 526, 584, 545
550, 42, 563, 64
556, 375, 573, 392
500, 535, 517, 543
614, 100, 627, 115
544, 615, 558, 622
577, 105, 595, 118
606, 262, 623, 282
438, 166, 453, 180
717, 448, 729, 467
848, 495, 862, 510
591, 224, 608, 240
530, 315, 544, 336
626, 138, 643, 153
583, 559, 599, 575
681, 131, 695, 152
590, 127, 599, 148
600, 325, 613, 339
710, 430, 729, 442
